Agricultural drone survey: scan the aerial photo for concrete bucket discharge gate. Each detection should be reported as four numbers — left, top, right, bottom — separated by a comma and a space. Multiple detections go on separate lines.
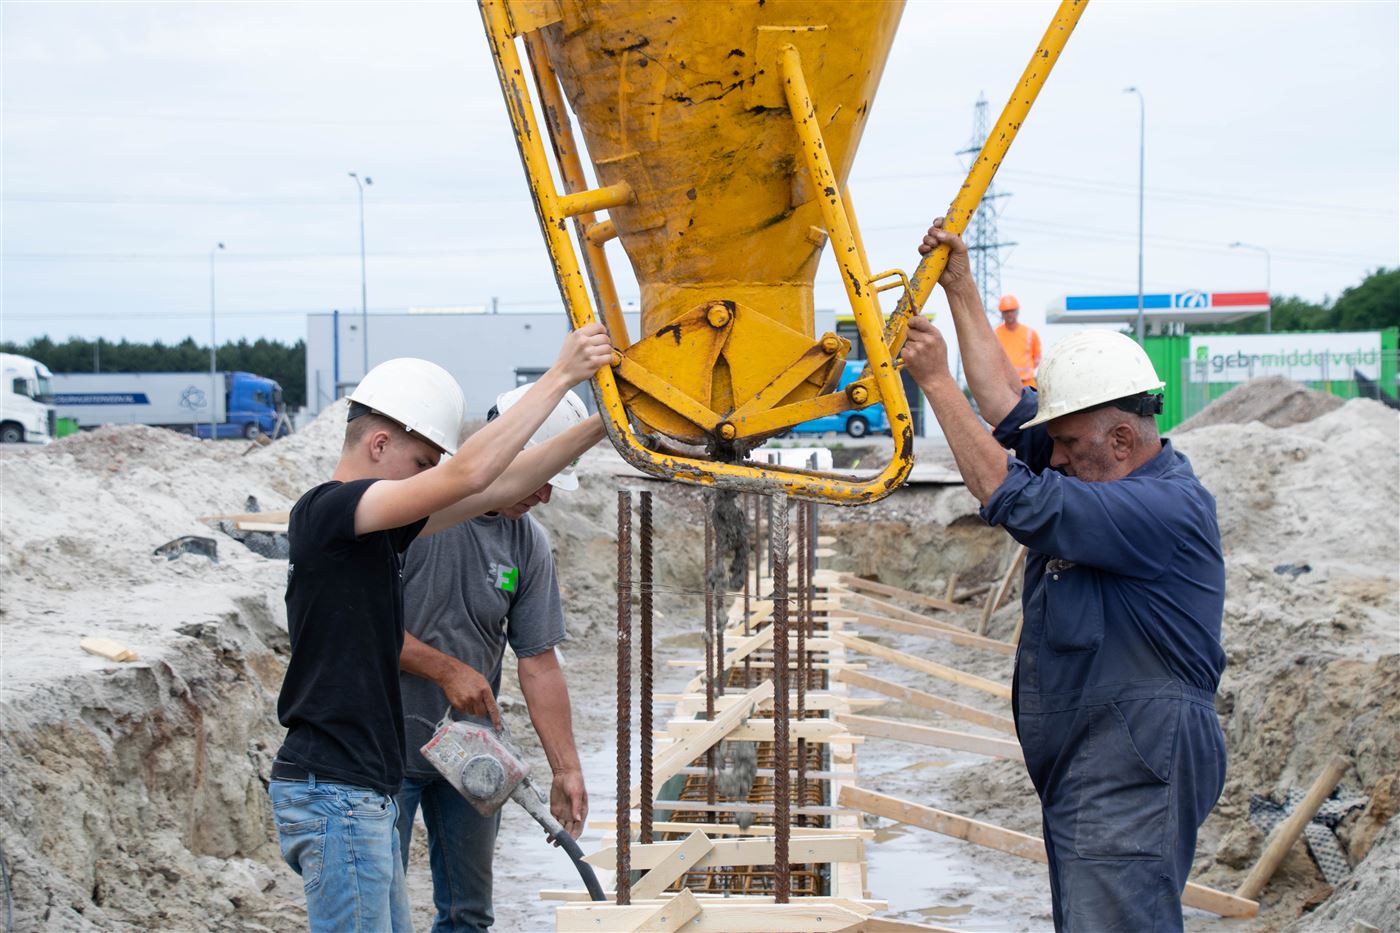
474, 1, 1239, 929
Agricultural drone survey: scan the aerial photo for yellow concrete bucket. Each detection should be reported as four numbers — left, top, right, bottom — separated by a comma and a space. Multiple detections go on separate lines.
478, 0, 1087, 505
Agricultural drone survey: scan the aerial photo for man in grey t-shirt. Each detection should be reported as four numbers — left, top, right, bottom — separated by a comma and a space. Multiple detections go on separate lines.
396, 385, 589, 933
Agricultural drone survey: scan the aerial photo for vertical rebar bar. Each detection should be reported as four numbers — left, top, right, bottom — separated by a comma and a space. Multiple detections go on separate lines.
715, 582, 726, 699
771, 496, 791, 902
638, 490, 654, 846
704, 502, 717, 807
747, 494, 758, 687
615, 490, 632, 905
795, 500, 807, 811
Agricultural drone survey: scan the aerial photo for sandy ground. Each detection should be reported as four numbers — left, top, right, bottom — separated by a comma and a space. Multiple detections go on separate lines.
1, 382, 1396, 931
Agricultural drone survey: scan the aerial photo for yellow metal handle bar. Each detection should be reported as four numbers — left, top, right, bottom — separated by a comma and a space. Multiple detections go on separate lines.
881, 0, 1089, 356
521, 30, 632, 349
478, 0, 915, 504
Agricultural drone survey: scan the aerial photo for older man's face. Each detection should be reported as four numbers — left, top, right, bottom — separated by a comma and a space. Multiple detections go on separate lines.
500, 483, 553, 520
1001, 308, 1020, 328
1046, 410, 1124, 483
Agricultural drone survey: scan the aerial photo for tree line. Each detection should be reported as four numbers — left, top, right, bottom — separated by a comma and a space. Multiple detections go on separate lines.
0, 336, 307, 409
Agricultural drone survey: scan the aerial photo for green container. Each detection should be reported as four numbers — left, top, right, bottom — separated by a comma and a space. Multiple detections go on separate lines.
55, 417, 80, 438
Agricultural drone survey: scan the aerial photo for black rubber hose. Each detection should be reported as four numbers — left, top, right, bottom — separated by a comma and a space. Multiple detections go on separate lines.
554, 831, 606, 902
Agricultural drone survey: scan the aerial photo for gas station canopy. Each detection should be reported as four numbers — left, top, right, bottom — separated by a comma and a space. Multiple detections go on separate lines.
1048, 290, 1269, 325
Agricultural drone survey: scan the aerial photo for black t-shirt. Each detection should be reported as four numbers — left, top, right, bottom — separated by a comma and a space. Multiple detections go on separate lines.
276, 478, 428, 795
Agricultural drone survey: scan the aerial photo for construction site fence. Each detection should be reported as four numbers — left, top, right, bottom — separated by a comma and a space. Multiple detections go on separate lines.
1175, 348, 1400, 427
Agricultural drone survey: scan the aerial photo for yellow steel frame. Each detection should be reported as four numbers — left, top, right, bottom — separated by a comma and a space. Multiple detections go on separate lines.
477, 0, 1087, 504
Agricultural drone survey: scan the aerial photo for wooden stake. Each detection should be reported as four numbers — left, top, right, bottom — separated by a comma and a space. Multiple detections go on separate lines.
979, 545, 1028, 636
1235, 756, 1350, 900
840, 786, 1259, 919
833, 633, 1011, 700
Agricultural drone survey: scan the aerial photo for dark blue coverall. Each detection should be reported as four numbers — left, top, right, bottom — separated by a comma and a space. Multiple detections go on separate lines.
982, 388, 1228, 932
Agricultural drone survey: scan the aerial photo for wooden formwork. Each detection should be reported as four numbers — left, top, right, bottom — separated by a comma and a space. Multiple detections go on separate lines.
556, 505, 1260, 929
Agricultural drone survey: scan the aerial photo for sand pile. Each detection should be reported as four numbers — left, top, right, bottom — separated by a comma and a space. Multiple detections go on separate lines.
1175, 376, 1346, 433
1169, 399, 1400, 922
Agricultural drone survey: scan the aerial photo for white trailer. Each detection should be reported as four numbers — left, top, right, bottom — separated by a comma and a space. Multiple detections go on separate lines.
52, 372, 228, 430
0, 352, 56, 444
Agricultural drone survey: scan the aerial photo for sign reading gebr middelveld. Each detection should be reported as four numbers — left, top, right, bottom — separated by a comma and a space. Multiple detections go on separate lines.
1187, 331, 1383, 383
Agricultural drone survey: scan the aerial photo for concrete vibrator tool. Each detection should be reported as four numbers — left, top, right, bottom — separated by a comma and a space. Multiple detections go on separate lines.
420, 711, 605, 901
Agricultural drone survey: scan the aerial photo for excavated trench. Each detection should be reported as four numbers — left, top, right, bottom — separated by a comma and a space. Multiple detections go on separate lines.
0, 595, 299, 931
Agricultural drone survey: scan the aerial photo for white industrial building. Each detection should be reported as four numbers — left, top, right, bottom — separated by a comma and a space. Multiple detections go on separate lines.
305, 309, 636, 419
302, 307, 929, 433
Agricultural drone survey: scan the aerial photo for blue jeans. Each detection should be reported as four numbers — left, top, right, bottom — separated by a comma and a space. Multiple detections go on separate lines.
396, 775, 501, 933
270, 776, 412, 933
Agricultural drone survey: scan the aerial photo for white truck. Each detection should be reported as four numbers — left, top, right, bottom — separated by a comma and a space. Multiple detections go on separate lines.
51, 370, 287, 439
0, 352, 56, 444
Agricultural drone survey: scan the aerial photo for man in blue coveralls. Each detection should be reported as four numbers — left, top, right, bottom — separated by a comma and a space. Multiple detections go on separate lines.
902, 218, 1228, 932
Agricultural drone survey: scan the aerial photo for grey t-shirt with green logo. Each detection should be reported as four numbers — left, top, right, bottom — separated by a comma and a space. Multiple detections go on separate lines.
399, 512, 565, 779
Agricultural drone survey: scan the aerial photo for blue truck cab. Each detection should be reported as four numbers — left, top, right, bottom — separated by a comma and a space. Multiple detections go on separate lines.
790, 360, 889, 438
198, 371, 287, 439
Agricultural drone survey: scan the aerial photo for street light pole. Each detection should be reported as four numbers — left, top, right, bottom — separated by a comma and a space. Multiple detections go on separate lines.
209, 242, 225, 440
1124, 87, 1145, 343
349, 172, 373, 377
1230, 241, 1272, 333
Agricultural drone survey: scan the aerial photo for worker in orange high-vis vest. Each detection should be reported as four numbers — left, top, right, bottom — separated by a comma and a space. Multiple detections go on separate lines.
995, 295, 1042, 387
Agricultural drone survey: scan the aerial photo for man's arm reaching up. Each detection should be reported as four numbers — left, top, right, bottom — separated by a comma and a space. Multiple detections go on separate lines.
918, 218, 1022, 426
354, 323, 613, 536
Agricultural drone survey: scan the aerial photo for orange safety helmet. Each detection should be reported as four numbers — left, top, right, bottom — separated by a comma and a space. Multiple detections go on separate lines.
998, 295, 1020, 313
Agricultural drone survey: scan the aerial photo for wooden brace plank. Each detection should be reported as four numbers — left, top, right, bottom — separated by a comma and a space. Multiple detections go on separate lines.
80, 637, 139, 663
834, 633, 1011, 700
555, 902, 868, 932
839, 786, 1259, 919
835, 573, 962, 613
630, 832, 714, 901
844, 609, 1015, 655
584, 835, 863, 870
588, 819, 874, 839
634, 889, 701, 932
629, 680, 773, 804
836, 670, 1016, 735
837, 714, 1024, 761
663, 717, 850, 742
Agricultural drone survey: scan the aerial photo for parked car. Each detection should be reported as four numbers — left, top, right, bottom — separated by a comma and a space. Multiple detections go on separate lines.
789, 360, 889, 438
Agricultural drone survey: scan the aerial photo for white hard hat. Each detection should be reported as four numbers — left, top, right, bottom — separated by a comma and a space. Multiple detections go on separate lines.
1020, 330, 1164, 430
348, 358, 465, 454
490, 383, 589, 491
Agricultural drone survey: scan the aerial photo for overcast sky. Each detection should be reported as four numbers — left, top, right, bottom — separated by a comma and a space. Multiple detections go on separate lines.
3, 0, 1397, 355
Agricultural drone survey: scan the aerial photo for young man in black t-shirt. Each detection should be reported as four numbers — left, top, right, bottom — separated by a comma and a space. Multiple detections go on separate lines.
271, 325, 610, 932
